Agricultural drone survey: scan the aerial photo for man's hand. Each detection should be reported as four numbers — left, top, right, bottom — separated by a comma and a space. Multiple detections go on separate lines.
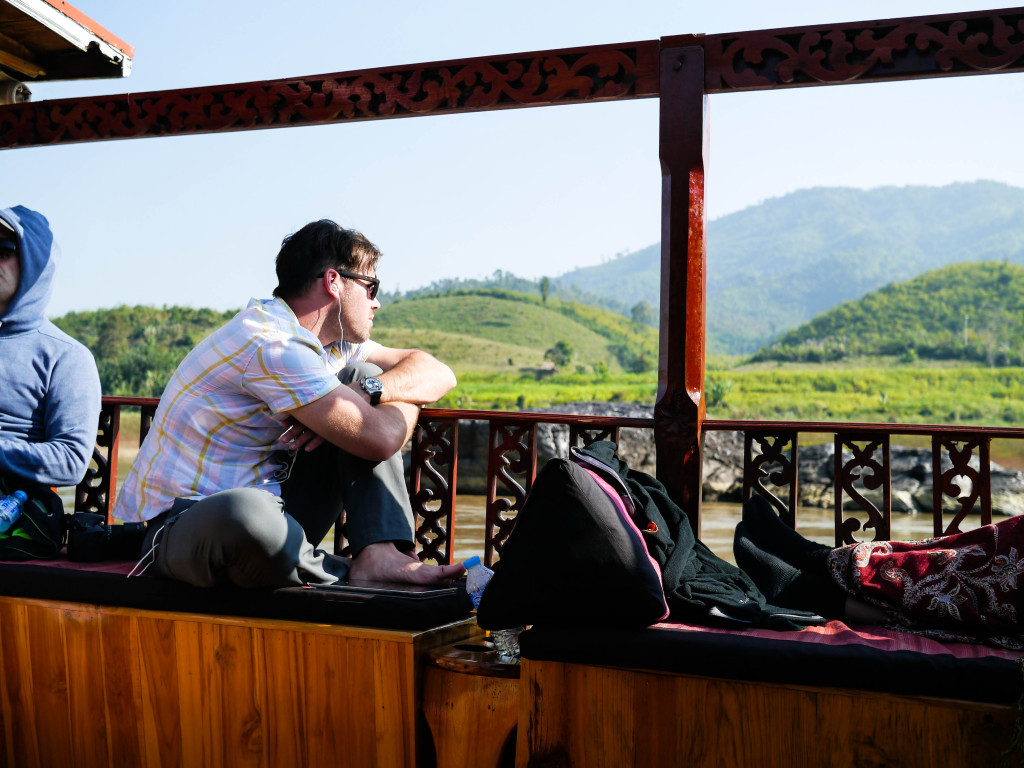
366, 347, 456, 405
287, 383, 420, 462
278, 416, 326, 453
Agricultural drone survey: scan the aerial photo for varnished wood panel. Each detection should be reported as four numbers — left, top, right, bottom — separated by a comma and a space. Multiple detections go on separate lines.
0, 601, 40, 768
423, 664, 519, 768
137, 617, 182, 768
24, 603, 73, 767
62, 609, 111, 766
0, 597, 473, 768
374, 639, 417, 767
261, 629, 307, 766
101, 611, 146, 766
518, 659, 1020, 768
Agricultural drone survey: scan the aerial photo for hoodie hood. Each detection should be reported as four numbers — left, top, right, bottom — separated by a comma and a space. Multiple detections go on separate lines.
0, 205, 57, 334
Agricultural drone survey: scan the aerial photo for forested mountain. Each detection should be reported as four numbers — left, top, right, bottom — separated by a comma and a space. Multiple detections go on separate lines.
752, 261, 1024, 365
553, 181, 1024, 354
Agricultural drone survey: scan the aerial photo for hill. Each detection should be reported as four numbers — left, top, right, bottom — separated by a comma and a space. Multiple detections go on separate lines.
750, 261, 1024, 365
553, 181, 1024, 354
373, 289, 657, 374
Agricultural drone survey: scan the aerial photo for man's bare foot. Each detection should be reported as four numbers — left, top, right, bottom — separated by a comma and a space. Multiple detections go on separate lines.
349, 542, 465, 585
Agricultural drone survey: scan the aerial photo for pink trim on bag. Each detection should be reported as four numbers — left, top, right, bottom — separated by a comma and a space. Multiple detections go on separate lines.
582, 466, 670, 620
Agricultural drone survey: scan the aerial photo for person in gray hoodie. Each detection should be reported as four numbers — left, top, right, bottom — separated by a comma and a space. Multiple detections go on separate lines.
0, 206, 100, 494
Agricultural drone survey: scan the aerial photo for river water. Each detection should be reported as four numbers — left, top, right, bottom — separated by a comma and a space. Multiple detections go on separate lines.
445, 497, 946, 567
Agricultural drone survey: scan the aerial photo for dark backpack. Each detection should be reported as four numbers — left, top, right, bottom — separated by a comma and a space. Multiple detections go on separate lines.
476, 447, 670, 630
0, 478, 67, 560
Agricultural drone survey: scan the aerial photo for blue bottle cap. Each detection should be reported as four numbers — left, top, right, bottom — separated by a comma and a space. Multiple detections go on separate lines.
12, 491, 26, 502
463, 555, 481, 568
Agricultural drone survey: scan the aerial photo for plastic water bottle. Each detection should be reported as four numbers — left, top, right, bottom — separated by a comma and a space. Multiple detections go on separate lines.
0, 490, 27, 535
463, 555, 493, 609
462, 555, 524, 662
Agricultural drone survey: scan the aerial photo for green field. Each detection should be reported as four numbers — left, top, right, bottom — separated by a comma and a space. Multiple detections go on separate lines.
433, 371, 656, 410
706, 359, 1024, 425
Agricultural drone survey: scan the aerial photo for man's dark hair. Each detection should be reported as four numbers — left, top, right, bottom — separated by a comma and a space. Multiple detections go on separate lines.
272, 219, 382, 300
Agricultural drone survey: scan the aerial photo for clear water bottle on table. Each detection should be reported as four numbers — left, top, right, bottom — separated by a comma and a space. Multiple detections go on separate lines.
463, 555, 525, 662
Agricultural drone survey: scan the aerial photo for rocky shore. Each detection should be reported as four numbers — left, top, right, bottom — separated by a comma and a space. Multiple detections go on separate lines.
437, 403, 1024, 516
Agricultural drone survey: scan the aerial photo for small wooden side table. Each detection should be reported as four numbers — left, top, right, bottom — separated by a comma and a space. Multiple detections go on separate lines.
423, 635, 521, 768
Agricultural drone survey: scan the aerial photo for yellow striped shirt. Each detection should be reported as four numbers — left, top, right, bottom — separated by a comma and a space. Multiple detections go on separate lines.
113, 297, 378, 522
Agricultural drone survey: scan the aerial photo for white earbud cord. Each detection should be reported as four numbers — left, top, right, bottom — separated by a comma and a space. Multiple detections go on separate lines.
126, 521, 168, 578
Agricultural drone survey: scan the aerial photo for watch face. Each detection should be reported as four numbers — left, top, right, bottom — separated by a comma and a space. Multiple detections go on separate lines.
363, 377, 383, 393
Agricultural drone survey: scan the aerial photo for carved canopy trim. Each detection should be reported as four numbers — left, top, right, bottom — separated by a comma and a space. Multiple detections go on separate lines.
4, 9, 1022, 148
0, 43, 659, 149
705, 8, 1024, 92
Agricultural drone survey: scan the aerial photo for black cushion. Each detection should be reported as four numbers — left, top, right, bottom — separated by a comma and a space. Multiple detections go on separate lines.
521, 625, 1023, 705
476, 457, 669, 630
0, 562, 472, 631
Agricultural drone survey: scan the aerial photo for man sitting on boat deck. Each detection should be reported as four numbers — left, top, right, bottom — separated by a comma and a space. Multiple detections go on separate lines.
113, 220, 464, 588
0, 207, 101, 500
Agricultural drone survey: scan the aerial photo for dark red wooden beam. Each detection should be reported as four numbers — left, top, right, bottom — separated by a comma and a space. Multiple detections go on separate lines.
655, 38, 708, 534
0, 42, 659, 149
3, 8, 1021, 150
703, 6, 1024, 92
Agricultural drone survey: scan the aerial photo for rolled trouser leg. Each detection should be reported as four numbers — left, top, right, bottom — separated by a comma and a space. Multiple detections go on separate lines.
338, 448, 416, 555
150, 487, 343, 588
283, 362, 417, 555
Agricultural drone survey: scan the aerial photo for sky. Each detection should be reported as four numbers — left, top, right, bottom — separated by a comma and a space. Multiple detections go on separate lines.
3, 0, 1023, 317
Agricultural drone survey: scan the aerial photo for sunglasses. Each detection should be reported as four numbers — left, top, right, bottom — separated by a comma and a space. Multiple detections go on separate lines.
319, 268, 380, 300
0, 237, 16, 259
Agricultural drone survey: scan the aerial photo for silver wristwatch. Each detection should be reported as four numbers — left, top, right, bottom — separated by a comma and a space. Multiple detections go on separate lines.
360, 376, 383, 406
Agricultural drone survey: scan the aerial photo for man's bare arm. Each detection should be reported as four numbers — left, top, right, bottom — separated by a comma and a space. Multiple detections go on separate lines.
366, 347, 456, 405
286, 384, 421, 461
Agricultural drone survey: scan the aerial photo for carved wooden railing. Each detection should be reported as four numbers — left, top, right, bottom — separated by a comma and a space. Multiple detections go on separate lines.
81, 398, 1023, 566
706, 419, 1024, 545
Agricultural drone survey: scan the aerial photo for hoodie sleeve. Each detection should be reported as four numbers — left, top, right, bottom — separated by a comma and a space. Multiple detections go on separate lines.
0, 343, 101, 487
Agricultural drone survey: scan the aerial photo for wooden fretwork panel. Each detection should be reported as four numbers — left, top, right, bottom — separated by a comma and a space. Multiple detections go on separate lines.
743, 431, 799, 528
485, 422, 537, 566
834, 434, 890, 545
932, 436, 992, 537
410, 418, 459, 565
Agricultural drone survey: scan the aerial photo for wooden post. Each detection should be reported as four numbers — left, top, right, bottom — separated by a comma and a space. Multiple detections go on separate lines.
656, 39, 707, 535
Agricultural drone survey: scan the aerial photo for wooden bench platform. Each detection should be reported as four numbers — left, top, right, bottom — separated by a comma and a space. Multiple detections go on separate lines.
0, 595, 475, 768
516, 658, 1019, 768
514, 622, 1024, 768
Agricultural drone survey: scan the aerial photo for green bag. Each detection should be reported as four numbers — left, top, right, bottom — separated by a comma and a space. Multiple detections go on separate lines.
0, 477, 68, 560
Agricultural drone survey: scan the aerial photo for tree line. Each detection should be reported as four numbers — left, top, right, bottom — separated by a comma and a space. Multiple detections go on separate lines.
53, 305, 237, 397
